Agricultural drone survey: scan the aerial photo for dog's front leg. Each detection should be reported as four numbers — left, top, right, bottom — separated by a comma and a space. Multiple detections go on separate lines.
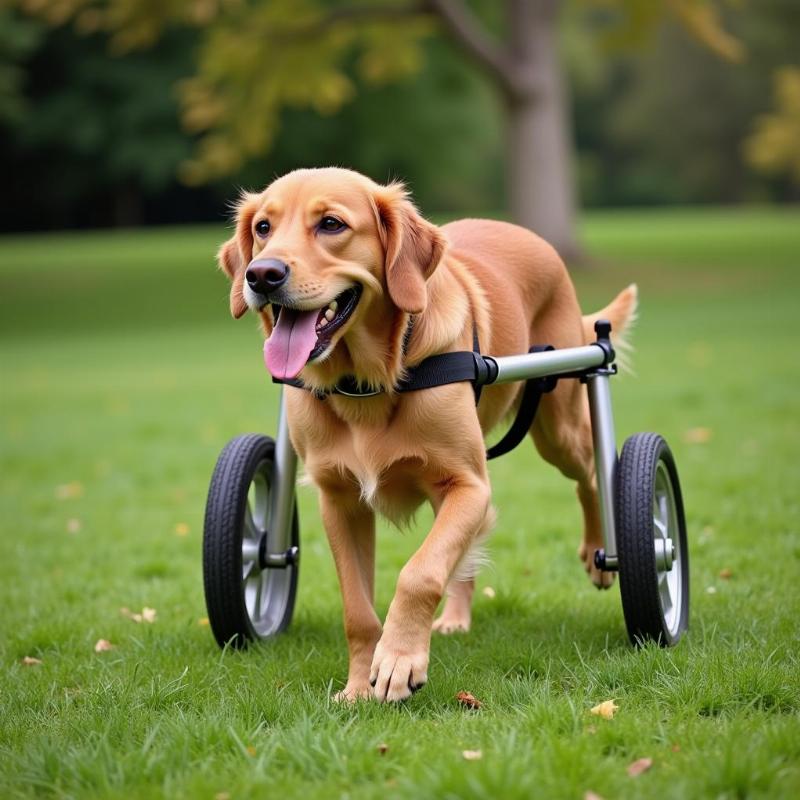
319, 486, 382, 702
370, 476, 491, 702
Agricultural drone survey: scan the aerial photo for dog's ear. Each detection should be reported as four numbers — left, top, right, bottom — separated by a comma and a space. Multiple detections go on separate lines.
373, 183, 446, 315
218, 193, 259, 319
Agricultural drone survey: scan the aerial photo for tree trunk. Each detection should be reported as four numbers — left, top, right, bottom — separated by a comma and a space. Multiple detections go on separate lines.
506, 0, 581, 262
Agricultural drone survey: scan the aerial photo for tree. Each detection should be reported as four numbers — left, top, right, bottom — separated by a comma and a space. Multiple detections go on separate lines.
11, 0, 742, 258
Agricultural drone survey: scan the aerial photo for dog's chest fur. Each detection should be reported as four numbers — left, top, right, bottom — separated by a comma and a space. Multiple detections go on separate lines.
293, 394, 437, 524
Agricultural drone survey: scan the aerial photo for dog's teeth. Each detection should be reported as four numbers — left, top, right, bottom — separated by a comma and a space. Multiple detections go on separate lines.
324, 309, 335, 321
329, 300, 338, 312
319, 318, 328, 328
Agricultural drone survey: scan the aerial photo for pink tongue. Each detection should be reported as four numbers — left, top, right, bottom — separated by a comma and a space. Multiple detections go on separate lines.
263, 307, 321, 380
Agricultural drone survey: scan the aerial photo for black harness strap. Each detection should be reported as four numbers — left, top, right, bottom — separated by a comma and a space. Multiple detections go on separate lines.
271, 324, 558, 460
485, 345, 558, 461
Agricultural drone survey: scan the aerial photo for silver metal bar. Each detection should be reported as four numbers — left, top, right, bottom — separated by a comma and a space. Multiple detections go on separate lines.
268, 388, 298, 553
586, 373, 618, 567
488, 345, 605, 385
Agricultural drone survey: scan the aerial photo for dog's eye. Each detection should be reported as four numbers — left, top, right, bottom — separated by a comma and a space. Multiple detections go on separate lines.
319, 216, 347, 234
254, 220, 271, 238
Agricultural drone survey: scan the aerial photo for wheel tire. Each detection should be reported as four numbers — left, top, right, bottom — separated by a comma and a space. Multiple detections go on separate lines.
203, 434, 299, 649
616, 432, 689, 646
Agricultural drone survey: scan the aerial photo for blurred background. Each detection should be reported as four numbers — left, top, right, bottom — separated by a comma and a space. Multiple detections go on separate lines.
2, 8, 799, 794
1, 0, 798, 256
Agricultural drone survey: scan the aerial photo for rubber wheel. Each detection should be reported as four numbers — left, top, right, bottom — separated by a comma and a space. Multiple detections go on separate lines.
616, 432, 689, 646
203, 434, 299, 649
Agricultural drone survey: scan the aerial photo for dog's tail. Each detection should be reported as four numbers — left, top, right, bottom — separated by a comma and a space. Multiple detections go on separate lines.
582, 283, 638, 373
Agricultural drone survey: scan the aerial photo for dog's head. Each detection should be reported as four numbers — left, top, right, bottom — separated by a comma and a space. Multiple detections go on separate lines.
218, 168, 446, 382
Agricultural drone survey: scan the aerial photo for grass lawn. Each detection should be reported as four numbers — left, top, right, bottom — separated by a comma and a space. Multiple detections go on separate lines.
1, 207, 798, 799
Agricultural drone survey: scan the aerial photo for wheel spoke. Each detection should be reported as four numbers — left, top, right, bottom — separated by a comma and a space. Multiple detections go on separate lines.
253, 575, 264, 622
653, 515, 668, 539
659, 571, 672, 610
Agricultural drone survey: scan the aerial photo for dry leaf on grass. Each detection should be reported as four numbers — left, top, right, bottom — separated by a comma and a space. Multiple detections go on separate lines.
671, 744, 681, 753
22, 656, 43, 666
683, 427, 712, 444
55, 481, 84, 500
590, 700, 618, 719
719, 568, 733, 579
462, 749, 483, 761
215, 793, 230, 800
627, 757, 653, 777
456, 691, 483, 709
246, 745, 256, 757
66, 518, 81, 534
377, 743, 389, 755
482, 586, 496, 599
174, 522, 190, 537
198, 617, 210, 626
94, 639, 114, 652
120, 606, 157, 623
584, 792, 605, 800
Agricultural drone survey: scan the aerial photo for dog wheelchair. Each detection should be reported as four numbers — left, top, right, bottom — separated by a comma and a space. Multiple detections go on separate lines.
202, 320, 689, 650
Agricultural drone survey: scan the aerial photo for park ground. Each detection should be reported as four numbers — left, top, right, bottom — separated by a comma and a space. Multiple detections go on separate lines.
1, 207, 798, 799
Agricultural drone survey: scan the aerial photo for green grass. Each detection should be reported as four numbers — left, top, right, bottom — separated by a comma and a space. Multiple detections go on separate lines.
1, 207, 799, 799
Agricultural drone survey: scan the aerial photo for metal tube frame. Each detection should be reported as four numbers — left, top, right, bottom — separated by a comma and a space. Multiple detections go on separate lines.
268, 325, 620, 572
477, 331, 620, 571
268, 391, 298, 554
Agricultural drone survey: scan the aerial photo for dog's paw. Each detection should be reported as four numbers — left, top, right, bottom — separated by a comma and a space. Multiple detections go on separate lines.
579, 541, 616, 589
432, 611, 471, 634
333, 682, 373, 703
369, 639, 428, 703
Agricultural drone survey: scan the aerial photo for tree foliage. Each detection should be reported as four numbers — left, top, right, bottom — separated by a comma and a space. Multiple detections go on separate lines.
9, 0, 744, 184
745, 67, 800, 183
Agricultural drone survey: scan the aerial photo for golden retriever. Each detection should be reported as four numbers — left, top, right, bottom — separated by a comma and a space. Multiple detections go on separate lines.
218, 167, 637, 702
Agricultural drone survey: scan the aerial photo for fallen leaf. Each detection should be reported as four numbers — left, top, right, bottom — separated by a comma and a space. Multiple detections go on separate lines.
121, 606, 157, 623
590, 700, 618, 719
584, 792, 605, 800
174, 522, 190, 537
66, 518, 81, 534
627, 757, 653, 777
246, 745, 256, 757
215, 793, 230, 800
456, 691, 483, 710
671, 744, 681, 753
719, 568, 733, 579
198, 617, 210, 626
22, 656, 43, 666
462, 749, 483, 761
683, 427, 712, 444
94, 639, 114, 652
482, 586, 496, 599
377, 743, 389, 755
706, 586, 717, 594
55, 481, 84, 500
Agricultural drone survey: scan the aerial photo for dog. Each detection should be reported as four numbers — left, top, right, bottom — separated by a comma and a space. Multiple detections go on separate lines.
218, 167, 637, 702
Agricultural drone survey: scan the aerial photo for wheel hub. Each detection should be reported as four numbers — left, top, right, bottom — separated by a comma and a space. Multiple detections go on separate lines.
654, 537, 675, 571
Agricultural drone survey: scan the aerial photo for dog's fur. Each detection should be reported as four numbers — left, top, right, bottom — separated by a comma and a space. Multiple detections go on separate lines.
219, 168, 638, 702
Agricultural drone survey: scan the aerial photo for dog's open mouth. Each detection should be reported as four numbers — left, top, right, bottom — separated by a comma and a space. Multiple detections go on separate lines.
264, 286, 362, 380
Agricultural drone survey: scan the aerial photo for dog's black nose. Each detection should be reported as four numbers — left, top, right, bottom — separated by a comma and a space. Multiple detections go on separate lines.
246, 258, 290, 295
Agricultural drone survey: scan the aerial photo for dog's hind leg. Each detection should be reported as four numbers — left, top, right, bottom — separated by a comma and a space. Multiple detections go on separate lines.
433, 578, 474, 634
